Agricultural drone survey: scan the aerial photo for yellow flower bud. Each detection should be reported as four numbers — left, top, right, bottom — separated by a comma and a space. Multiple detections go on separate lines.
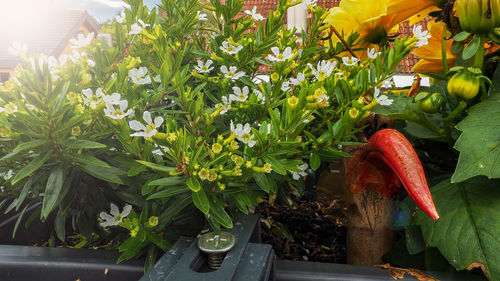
147, 216, 159, 228
71, 126, 81, 137
212, 143, 223, 154
199, 168, 209, 181
349, 108, 360, 119
287, 96, 299, 110
271, 73, 280, 83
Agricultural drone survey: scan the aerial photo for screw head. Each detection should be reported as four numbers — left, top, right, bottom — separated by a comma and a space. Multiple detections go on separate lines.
198, 231, 235, 254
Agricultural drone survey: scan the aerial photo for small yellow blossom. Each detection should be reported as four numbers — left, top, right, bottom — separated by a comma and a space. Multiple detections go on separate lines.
229, 140, 239, 151
263, 163, 272, 173
147, 216, 159, 228
287, 96, 299, 110
349, 108, 360, 119
71, 126, 81, 137
199, 168, 210, 181
231, 155, 244, 166
212, 143, 223, 154
270, 73, 279, 83
208, 170, 218, 182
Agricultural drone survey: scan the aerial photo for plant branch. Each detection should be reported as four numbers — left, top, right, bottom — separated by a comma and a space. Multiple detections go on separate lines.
330, 26, 357, 58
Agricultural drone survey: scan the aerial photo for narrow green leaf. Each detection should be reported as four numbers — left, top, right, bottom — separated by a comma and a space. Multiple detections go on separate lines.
453, 31, 471, 42
11, 151, 51, 185
41, 165, 65, 219
12, 204, 29, 239
147, 186, 188, 200
13, 139, 48, 153
263, 156, 286, 175
136, 160, 175, 173
60, 139, 106, 149
186, 177, 201, 192
252, 172, 274, 193
149, 176, 185, 186
310, 153, 321, 171
462, 35, 480, 60
192, 190, 209, 214
127, 163, 146, 177
15, 177, 34, 211
54, 211, 66, 242
157, 194, 191, 229
77, 164, 125, 184
209, 200, 233, 229
70, 154, 111, 168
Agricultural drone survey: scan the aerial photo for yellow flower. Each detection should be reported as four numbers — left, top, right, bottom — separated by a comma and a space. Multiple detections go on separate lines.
263, 163, 272, 173
71, 126, 81, 137
324, 0, 438, 47
349, 108, 360, 119
208, 170, 218, 182
287, 96, 299, 110
212, 143, 223, 154
199, 168, 210, 181
231, 155, 244, 166
412, 21, 458, 73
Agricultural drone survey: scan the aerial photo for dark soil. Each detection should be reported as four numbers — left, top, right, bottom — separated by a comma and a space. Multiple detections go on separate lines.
257, 186, 347, 263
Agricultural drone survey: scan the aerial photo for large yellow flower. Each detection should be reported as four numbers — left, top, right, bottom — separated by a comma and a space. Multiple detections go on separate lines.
324, 0, 438, 46
412, 21, 457, 73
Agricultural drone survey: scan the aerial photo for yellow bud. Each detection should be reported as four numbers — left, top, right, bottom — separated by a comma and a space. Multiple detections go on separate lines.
71, 126, 81, 137
271, 73, 279, 83
147, 216, 159, 228
212, 143, 223, 154
349, 108, 360, 119
287, 96, 299, 110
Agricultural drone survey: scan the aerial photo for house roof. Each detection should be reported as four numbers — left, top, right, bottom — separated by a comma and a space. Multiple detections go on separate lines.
0, 1, 99, 69
242, 0, 430, 73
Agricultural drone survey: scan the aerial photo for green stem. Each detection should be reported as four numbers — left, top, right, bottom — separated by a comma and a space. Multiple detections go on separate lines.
443, 101, 467, 123
441, 25, 449, 73
473, 36, 486, 69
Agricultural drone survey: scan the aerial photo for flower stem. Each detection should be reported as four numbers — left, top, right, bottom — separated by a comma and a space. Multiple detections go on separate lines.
441, 25, 449, 73
473, 35, 486, 69
330, 26, 357, 58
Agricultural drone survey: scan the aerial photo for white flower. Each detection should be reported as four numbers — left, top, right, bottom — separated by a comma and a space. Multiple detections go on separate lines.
8, 42, 27, 56
129, 67, 151, 85
194, 59, 214, 73
70, 32, 94, 49
267, 46, 293, 62
291, 163, 309, 180
59, 55, 68, 66
3, 170, 13, 181
289, 72, 305, 85
220, 65, 245, 81
230, 121, 256, 147
308, 60, 336, 81
215, 96, 231, 115
229, 86, 249, 102
104, 100, 134, 120
342, 56, 359, 66
367, 48, 381, 59
281, 80, 291, 92
69, 50, 86, 63
316, 93, 329, 104
197, 11, 208, 21
0, 102, 18, 115
254, 89, 264, 101
152, 144, 170, 156
129, 111, 164, 138
82, 88, 104, 109
129, 19, 150, 35
153, 75, 161, 83
103, 92, 122, 106
220, 40, 243, 55
99, 203, 132, 227
115, 11, 125, 23
244, 6, 264, 21
373, 88, 393, 106
382, 78, 394, 88
300, 0, 317, 8
87, 59, 95, 67
413, 25, 431, 47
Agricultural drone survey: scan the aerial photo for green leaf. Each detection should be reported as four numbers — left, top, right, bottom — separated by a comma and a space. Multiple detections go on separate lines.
41, 165, 65, 219
54, 211, 66, 242
462, 35, 480, 60
146, 186, 188, 200
136, 160, 175, 173
186, 177, 201, 192
11, 151, 51, 185
13, 139, 48, 153
77, 164, 125, 184
452, 93, 500, 183
252, 172, 276, 193
310, 153, 321, 171
192, 190, 209, 214
209, 200, 233, 229
127, 163, 146, 177
263, 156, 286, 175
60, 139, 106, 149
12, 204, 29, 239
414, 177, 500, 279
453, 31, 471, 42
69, 154, 111, 168
148, 176, 185, 186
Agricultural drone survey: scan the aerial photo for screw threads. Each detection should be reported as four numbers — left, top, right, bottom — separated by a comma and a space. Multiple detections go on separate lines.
207, 252, 226, 269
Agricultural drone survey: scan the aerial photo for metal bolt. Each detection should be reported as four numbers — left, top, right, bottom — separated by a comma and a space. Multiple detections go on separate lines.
197, 231, 235, 269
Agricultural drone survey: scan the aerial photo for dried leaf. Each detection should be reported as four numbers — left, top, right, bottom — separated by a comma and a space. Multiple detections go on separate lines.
376, 263, 440, 281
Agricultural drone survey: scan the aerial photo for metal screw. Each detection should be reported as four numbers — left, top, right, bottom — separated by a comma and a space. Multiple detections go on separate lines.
197, 231, 235, 269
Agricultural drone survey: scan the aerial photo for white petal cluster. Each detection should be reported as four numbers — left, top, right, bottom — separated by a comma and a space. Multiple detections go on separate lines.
129, 19, 150, 35
99, 203, 132, 227
197, 11, 208, 21
244, 6, 265, 21
194, 59, 214, 73
229, 86, 249, 102
301, 0, 317, 8
129, 111, 164, 138
267, 47, 293, 62
367, 48, 381, 59
230, 121, 256, 147
308, 60, 336, 81
215, 96, 232, 115
342, 56, 359, 66
115, 11, 126, 23
103, 93, 134, 120
291, 163, 309, 180
374, 87, 393, 106
8, 42, 27, 56
220, 40, 243, 55
413, 25, 431, 47
70, 32, 94, 49
220, 65, 245, 81
82, 88, 104, 109
129, 67, 152, 85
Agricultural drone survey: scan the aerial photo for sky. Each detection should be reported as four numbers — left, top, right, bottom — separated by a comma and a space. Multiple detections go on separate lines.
54, 0, 161, 22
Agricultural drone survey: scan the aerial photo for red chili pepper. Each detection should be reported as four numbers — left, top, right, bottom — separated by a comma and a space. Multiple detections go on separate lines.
346, 129, 439, 220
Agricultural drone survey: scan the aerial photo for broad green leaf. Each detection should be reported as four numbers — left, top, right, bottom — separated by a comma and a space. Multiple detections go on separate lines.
11, 151, 51, 185
186, 177, 201, 192
252, 172, 276, 193
263, 156, 286, 175
209, 200, 233, 229
136, 160, 175, 173
157, 194, 191, 229
452, 93, 500, 183
192, 189, 209, 214
41, 165, 65, 219
60, 139, 106, 149
13, 139, 48, 153
414, 177, 500, 279
54, 211, 66, 241
310, 153, 321, 171
146, 186, 189, 200
146, 232, 171, 251
462, 35, 480, 60
69, 154, 111, 168
453, 31, 471, 42
127, 163, 146, 177
148, 176, 185, 186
